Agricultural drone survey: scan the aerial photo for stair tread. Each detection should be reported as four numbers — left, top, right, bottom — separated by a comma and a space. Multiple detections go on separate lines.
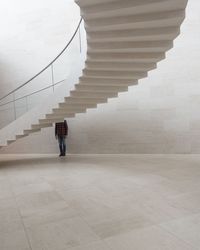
81, 0, 187, 21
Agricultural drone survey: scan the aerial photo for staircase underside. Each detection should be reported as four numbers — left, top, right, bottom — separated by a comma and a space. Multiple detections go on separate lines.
0, 0, 188, 148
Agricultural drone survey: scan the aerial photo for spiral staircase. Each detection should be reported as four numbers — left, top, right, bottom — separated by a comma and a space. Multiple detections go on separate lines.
0, 0, 188, 148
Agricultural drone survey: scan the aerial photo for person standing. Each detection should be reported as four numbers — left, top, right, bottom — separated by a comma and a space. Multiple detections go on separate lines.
55, 120, 68, 156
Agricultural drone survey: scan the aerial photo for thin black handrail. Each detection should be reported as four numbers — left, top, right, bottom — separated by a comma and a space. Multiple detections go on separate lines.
0, 18, 83, 102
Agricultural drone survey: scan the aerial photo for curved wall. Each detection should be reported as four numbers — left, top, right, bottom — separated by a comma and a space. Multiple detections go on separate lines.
1, 0, 200, 154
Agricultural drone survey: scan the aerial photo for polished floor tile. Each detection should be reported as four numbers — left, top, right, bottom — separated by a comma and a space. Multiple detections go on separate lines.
0, 207, 24, 233
27, 216, 100, 250
15, 191, 67, 216
0, 229, 31, 250
0, 180, 13, 200
22, 203, 79, 228
89, 212, 152, 239
68, 241, 111, 250
0, 154, 200, 250
160, 213, 200, 248
104, 225, 196, 250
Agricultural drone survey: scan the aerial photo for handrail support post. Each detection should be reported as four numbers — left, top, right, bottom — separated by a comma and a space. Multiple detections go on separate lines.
25, 96, 28, 112
51, 64, 55, 92
13, 92, 16, 120
78, 24, 82, 53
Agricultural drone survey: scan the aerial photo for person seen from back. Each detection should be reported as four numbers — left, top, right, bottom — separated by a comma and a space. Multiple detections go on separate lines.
55, 120, 68, 156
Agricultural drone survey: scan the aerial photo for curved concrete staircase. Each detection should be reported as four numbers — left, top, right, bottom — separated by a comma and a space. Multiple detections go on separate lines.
0, 0, 188, 148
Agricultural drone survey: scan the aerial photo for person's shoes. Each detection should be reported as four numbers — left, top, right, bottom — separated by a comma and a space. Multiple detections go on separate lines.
59, 153, 62, 157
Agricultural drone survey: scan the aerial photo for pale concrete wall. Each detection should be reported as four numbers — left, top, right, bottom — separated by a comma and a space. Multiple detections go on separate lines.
0, 0, 80, 98
1, 0, 200, 154
0, 0, 81, 128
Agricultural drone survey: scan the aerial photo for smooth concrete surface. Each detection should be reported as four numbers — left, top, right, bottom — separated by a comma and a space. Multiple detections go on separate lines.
0, 154, 200, 250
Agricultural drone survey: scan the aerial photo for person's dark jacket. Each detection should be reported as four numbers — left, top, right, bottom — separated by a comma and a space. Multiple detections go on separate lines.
55, 121, 68, 137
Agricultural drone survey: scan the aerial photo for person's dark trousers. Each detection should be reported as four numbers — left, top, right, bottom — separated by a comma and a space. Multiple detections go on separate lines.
58, 136, 66, 156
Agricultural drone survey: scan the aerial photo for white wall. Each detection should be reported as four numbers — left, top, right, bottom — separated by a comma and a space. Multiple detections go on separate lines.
0, 0, 81, 129
0, 0, 80, 98
1, 0, 200, 154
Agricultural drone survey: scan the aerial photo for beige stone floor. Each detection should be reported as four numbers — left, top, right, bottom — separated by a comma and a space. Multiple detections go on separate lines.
0, 154, 200, 250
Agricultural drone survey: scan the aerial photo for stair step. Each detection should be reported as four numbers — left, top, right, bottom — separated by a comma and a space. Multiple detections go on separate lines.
82, 74, 142, 80
75, 0, 111, 7
83, 69, 147, 79
76, 0, 187, 10
24, 128, 41, 135
39, 118, 65, 125
53, 109, 86, 115
16, 134, 28, 139
80, 77, 138, 86
7, 139, 16, 145
45, 113, 75, 119
79, 81, 137, 87
84, 10, 185, 32
75, 84, 128, 92
70, 90, 118, 98
88, 40, 173, 53
64, 96, 108, 104
87, 26, 180, 42
87, 52, 165, 63
85, 61, 156, 71
31, 123, 53, 130
59, 102, 97, 109
80, 0, 187, 20
53, 107, 87, 113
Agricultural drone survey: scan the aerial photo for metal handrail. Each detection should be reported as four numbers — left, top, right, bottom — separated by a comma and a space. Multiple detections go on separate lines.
0, 79, 65, 108
0, 17, 83, 102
